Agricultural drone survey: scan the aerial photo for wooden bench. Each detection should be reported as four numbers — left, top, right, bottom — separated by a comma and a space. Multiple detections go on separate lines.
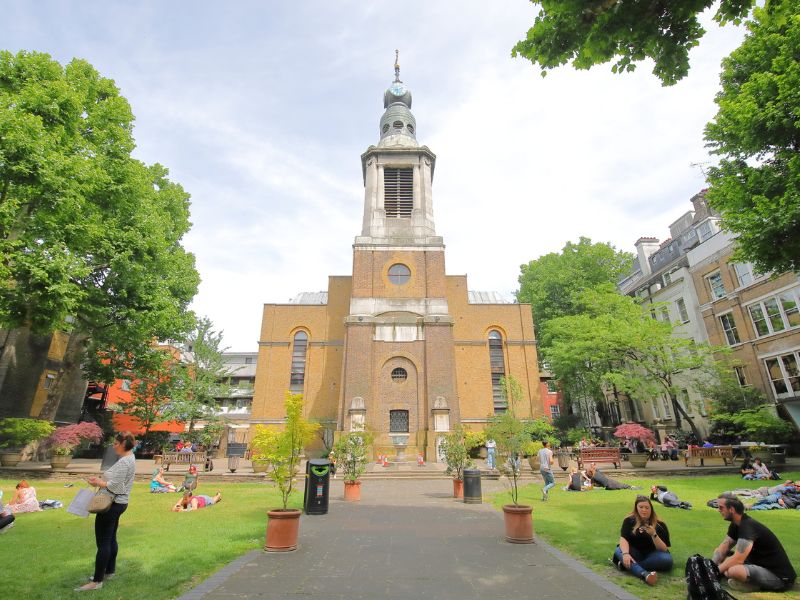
155, 451, 208, 471
577, 447, 621, 470
684, 446, 733, 467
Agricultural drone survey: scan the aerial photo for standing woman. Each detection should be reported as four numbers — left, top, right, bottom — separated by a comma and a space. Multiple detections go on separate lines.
612, 495, 673, 586
76, 431, 136, 592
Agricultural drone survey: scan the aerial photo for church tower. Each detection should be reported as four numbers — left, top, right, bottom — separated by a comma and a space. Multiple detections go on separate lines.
341, 54, 459, 459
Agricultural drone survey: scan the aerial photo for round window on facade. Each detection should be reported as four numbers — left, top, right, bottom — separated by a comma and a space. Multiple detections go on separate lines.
392, 120, 404, 129
388, 263, 411, 285
391, 367, 407, 382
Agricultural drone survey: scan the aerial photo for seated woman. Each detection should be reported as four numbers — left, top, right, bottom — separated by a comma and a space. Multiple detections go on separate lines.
752, 458, 779, 480
586, 464, 633, 490
612, 495, 673, 586
741, 459, 757, 480
566, 467, 591, 491
172, 491, 222, 512
6, 480, 42, 514
150, 467, 178, 493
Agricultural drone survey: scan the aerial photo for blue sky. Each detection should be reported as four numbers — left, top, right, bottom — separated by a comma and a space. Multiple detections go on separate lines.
3, 1, 747, 350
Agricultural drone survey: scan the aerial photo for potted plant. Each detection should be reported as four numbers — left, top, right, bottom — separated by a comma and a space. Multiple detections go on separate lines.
485, 407, 533, 543
524, 440, 544, 471
250, 392, 318, 552
439, 425, 478, 499
0, 418, 55, 466
331, 430, 373, 501
44, 422, 103, 468
613, 422, 656, 468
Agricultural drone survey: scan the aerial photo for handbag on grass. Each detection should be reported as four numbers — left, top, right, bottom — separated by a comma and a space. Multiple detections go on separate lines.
88, 491, 114, 514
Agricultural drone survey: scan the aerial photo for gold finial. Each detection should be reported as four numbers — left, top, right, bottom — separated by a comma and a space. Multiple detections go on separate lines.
394, 49, 401, 82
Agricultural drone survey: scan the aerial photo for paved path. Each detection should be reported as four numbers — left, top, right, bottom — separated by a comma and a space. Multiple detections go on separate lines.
177, 479, 638, 600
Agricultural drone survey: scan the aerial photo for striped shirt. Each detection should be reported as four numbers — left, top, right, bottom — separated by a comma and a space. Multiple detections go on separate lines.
100, 454, 136, 504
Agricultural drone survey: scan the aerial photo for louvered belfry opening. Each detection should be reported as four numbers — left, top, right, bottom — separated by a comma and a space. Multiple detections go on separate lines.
384, 167, 413, 218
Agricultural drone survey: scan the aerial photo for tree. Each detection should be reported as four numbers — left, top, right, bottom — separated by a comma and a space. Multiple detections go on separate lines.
547, 286, 722, 439
0, 50, 199, 419
512, 0, 755, 86
704, 3, 800, 274
516, 237, 632, 350
161, 317, 231, 440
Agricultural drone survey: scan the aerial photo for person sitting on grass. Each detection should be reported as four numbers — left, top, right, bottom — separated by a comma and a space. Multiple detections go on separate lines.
6, 480, 42, 514
612, 495, 673, 586
712, 495, 796, 592
150, 467, 177, 493
0, 494, 15, 533
650, 485, 692, 509
752, 458, 780, 481
566, 467, 591, 491
172, 491, 222, 512
586, 464, 633, 490
741, 459, 758, 480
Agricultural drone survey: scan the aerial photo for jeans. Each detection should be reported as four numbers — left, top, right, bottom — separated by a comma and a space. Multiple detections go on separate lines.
93, 502, 127, 582
486, 448, 495, 470
541, 470, 556, 493
613, 545, 673, 580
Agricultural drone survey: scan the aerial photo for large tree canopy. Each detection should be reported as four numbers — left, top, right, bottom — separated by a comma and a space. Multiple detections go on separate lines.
704, 3, 800, 274
516, 237, 633, 350
0, 51, 199, 417
512, 0, 754, 85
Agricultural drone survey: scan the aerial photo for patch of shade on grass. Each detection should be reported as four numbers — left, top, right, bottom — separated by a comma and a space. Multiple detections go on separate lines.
491, 472, 800, 600
0, 479, 298, 599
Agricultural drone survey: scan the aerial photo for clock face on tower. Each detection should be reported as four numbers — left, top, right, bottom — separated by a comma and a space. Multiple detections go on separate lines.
389, 82, 407, 96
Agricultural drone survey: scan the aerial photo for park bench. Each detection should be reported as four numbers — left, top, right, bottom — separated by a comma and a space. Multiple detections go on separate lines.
684, 446, 733, 467
155, 451, 208, 471
577, 447, 621, 470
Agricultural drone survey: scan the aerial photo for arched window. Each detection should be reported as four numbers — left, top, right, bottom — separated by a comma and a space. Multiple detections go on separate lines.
289, 331, 308, 392
488, 330, 507, 413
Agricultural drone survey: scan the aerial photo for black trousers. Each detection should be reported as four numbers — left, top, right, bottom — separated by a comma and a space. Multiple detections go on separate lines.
93, 502, 127, 582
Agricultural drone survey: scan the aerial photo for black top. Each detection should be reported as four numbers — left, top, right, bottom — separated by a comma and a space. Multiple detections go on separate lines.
727, 515, 796, 583
620, 516, 671, 556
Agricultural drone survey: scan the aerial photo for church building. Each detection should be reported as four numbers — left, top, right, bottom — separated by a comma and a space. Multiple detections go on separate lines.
251, 59, 542, 460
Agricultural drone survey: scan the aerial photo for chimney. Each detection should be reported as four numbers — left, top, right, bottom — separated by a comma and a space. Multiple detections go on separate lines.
634, 237, 660, 276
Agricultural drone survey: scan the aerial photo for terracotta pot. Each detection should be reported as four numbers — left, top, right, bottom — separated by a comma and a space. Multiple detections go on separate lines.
453, 478, 464, 499
265, 508, 301, 552
503, 504, 533, 544
344, 480, 362, 501
50, 454, 73, 469
0, 451, 22, 467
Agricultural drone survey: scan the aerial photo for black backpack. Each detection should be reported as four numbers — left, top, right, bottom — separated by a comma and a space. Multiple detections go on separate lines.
685, 554, 737, 600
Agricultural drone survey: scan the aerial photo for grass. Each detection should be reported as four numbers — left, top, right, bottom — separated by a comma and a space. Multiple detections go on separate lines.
0, 478, 298, 600
491, 471, 800, 600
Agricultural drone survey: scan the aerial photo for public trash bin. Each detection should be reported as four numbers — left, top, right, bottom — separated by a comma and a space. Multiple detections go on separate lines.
303, 458, 331, 515
463, 468, 482, 504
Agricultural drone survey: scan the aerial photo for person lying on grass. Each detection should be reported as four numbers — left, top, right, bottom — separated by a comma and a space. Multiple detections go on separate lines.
172, 491, 222, 512
612, 494, 673, 586
585, 464, 633, 490
650, 485, 692, 509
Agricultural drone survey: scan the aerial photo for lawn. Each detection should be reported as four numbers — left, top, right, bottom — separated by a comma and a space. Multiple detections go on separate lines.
0, 478, 296, 599
492, 471, 800, 600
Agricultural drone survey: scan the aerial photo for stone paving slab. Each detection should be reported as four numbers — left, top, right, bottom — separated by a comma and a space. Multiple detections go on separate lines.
177, 480, 638, 600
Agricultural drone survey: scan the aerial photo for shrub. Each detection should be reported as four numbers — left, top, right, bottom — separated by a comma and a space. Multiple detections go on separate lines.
44, 422, 103, 455
331, 430, 373, 483
0, 418, 55, 449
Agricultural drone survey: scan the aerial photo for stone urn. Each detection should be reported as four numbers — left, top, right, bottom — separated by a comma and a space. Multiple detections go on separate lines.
627, 453, 649, 468
0, 451, 23, 467
50, 453, 73, 469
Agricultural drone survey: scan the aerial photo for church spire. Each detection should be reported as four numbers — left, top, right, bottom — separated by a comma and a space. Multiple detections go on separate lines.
380, 50, 416, 145
394, 49, 401, 83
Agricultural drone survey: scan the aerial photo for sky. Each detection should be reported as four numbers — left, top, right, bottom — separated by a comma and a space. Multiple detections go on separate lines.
2, 1, 747, 351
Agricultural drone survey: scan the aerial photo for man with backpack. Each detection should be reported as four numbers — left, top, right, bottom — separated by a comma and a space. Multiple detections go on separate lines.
712, 495, 796, 592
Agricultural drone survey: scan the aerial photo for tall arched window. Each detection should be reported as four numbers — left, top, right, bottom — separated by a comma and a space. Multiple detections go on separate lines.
289, 331, 308, 392
488, 330, 507, 413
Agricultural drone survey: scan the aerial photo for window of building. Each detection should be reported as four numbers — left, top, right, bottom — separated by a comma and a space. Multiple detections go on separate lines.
764, 351, 800, 398
747, 289, 800, 337
120, 379, 131, 392
663, 271, 672, 286
244, 356, 254, 365
289, 331, 308, 392
43, 373, 56, 390
660, 306, 670, 323
734, 366, 748, 387
389, 409, 409, 432
677, 389, 690, 414
382, 124, 389, 134
387, 263, 411, 285
383, 167, 413, 218
662, 396, 672, 419
676, 298, 690, 323
697, 220, 714, 242
549, 405, 560, 420
545, 379, 558, 393
733, 263, 756, 287
392, 120, 403, 130
488, 330, 507, 413
707, 272, 726, 300
391, 367, 407, 382
719, 313, 741, 345
407, 124, 414, 134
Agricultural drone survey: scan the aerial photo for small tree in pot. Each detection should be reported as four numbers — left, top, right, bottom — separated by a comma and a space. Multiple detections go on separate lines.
613, 422, 656, 468
43, 422, 103, 468
439, 425, 478, 498
0, 418, 55, 466
331, 430, 373, 501
250, 392, 318, 552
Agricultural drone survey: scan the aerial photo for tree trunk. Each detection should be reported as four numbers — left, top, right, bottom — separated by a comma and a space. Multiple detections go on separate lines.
0, 328, 19, 395
36, 329, 90, 421
670, 392, 702, 441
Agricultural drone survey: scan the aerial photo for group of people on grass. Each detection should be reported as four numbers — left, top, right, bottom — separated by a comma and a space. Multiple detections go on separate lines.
741, 457, 781, 480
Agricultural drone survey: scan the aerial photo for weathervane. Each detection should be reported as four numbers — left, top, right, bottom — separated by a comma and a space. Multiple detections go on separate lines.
394, 49, 401, 82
